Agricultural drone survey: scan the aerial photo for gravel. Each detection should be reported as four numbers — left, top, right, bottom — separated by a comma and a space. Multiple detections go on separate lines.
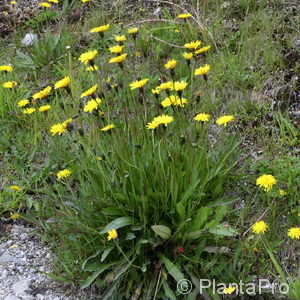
0, 221, 89, 300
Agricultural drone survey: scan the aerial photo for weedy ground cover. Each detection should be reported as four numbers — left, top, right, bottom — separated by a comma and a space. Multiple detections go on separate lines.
0, 0, 299, 299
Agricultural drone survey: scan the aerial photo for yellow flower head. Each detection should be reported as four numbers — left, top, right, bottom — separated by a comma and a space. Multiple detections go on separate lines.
81, 84, 98, 98
107, 229, 118, 240
177, 13, 192, 19
194, 64, 211, 76
129, 78, 149, 90
9, 185, 22, 192
183, 52, 193, 60
223, 286, 236, 295
216, 115, 234, 127
39, 2, 51, 7
279, 189, 286, 196
78, 50, 98, 65
57, 169, 72, 179
109, 45, 124, 54
23, 108, 36, 114
115, 35, 126, 42
84, 98, 102, 113
90, 24, 110, 33
3, 81, 17, 88
252, 221, 268, 234
128, 27, 139, 34
194, 45, 211, 55
32, 86, 52, 99
156, 81, 173, 91
161, 95, 187, 107
0, 65, 13, 72
81, 0, 90, 2
101, 124, 115, 131
109, 53, 127, 64
54, 76, 70, 89
256, 174, 277, 192
194, 113, 210, 122
287, 227, 300, 239
165, 59, 177, 70
173, 81, 188, 91
151, 88, 160, 95
10, 213, 21, 220
146, 114, 174, 130
48, 0, 59, 3
17, 99, 30, 107
184, 40, 201, 50
50, 119, 71, 136
39, 105, 51, 112
86, 65, 99, 71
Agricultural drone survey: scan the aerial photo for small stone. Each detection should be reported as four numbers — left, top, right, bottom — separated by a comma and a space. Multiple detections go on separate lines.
12, 279, 31, 296
0, 254, 17, 263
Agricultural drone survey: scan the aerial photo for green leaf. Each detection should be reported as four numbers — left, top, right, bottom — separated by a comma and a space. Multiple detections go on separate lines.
186, 230, 204, 240
100, 217, 134, 234
163, 282, 177, 300
101, 207, 125, 216
151, 225, 171, 240
80, 262, 116, 289
191, 207, 211, 231
158, 254, 185, 282
125, 232, 136, 240
101, 247, 114, 262
209, 225, 237, 236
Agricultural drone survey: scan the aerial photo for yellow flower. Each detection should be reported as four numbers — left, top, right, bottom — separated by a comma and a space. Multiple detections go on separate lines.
0, 65, 13, 72
183, 52, 193, 60
279, 189, 286, 196
101, 124, 115, 131
194, 45, 211, 55
48, 0, 58, 3
151, 88, 160, 95
223, 286, 236, 295
84, 98, 102, 113
115, 35, 126, 42
156, 81, 173, 91
39, 105, 51, 112
17, 99, 30, 107
3, 81, 17, 88
194, 113, 210, 122
32, 86, 52, 99
39, 2, 51, 7
177, 13, 192, 19
50, 119, 71, 136
216, 115, 234, 127
184, 40, 201, 50
165, 59, 177, 70
109, 45, 124, 54
96, 156, 102, 161
109, 53, 127, 64
90, 24, 110, 33
256, 174, 277, 192
86, 65, 99, 71
173, 81, 188, 91
161, 95, 187, 107
10, 1, 17, 5
194, 64, 211, 76
146, 114, 174, 129
81, 0, 90, 2
287, 227, 300, 239
107, 229, 118, 241
78, 50, 98, 65
129, 78, 149, 90
10, 213, 21, 220
57, 169, 72, 179
81, 84, 98, 98
23, 108, 36, 114
135, 51, 141, 57
252, 221, 268, 234
128, 27, 139, 34
54, 76, 70, 89
9, 185, 22, 192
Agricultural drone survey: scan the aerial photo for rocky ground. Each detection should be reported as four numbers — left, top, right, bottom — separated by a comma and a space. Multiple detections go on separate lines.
0, 220, 89, 300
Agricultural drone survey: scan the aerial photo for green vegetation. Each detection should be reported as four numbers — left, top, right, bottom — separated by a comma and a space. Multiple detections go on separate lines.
0, 0, 299, 299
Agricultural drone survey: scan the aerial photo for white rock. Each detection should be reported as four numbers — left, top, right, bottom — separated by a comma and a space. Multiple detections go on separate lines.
12, 279, 31, 296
